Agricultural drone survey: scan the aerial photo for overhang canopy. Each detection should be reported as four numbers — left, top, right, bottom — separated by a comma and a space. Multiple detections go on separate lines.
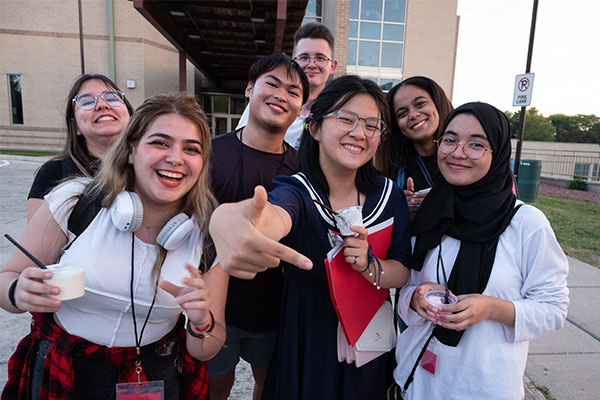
133, 0, 308, 91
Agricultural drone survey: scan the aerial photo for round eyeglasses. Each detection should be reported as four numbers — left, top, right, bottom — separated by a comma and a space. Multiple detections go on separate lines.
434, 135, 493, 160
323, 109, 386, 138
73, 90, 125, 110
293, 54, 333, 68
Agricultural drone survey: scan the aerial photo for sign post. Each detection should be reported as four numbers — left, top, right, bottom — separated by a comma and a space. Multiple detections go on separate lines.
513, 73, 535, 107
513, 0, 539, 181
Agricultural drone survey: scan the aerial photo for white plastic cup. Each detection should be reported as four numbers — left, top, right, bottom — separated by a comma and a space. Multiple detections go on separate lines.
43, 263, 85, 300
334, 205, 363, 236
424, 290, 457, 306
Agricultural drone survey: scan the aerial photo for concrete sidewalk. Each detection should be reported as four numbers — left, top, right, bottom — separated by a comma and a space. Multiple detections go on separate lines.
524, 256, 600, 399
0, 155, 598, 399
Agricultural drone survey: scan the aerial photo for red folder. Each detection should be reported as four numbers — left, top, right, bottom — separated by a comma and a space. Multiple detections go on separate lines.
325, 218, 393, 346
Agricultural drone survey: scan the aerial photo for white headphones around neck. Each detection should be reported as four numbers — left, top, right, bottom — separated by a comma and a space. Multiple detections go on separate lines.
110, 191, 194, 250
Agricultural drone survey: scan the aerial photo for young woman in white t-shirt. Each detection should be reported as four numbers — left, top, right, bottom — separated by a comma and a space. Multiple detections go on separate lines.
0, 93, 225, 400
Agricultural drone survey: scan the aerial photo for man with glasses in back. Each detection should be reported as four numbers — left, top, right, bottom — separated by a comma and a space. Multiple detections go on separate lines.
236, 22, 338, 149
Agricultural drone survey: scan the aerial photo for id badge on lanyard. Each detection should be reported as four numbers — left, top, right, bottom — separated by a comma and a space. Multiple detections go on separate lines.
118, 233, 165, 399
116, 381, 164, 399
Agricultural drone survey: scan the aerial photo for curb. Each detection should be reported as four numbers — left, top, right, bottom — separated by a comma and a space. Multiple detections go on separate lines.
0, 154, 52, 163
524, 375, 548, 400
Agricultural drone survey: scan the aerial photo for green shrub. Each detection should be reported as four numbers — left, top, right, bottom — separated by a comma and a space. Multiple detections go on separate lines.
568, 177, 587, 191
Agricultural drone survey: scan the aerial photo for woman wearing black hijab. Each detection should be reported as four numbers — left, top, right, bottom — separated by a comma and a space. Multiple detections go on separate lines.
391, 102, 569, 399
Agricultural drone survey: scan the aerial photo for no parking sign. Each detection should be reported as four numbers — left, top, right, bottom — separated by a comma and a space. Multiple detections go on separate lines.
513, 73, 535, 107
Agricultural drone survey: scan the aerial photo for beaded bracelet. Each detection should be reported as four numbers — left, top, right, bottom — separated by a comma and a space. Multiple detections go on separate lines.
356, 245, 384, 289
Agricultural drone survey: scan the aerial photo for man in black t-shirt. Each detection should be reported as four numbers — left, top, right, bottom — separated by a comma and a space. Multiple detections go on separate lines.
208, 54, 308, 400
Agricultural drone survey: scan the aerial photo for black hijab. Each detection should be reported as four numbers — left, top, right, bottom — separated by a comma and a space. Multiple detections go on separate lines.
411, 102, 517, 347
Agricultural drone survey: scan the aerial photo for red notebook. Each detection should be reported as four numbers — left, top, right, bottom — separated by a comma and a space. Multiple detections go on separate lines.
325, 218, 393, 346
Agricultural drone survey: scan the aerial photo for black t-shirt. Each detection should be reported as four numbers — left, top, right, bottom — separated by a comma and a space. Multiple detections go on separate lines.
28, 157, 94, 199
210, 131, 298, 332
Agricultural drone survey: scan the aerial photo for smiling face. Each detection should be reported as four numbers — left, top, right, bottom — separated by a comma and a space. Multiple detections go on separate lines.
129, 113, 205, 210
311, 93, 381, 176
73, 79, 130, 158
393, 84, 440, 147
246, 65, 304, 133
438, 113, 493, 186
293, 38, 337, 94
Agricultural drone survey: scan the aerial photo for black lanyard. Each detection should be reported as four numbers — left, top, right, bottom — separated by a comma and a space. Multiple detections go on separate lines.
416, 155, 434, 188
129, 233, 159, 382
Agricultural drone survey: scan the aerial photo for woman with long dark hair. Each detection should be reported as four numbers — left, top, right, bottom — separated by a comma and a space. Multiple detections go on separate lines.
27, 74, 133, 220
375, 76, 453, 216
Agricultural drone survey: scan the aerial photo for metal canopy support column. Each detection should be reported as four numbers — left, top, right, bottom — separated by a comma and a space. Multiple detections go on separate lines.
274, 0, 288, 52
179, 50, 187, 92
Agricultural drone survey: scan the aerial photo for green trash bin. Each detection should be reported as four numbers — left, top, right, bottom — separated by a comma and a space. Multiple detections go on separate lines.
517, 160, 542, 202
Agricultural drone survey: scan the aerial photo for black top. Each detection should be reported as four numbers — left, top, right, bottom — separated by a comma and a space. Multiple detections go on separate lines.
210, 131, 298, 332
28, 157, 97, 199
402, 152, 436, 191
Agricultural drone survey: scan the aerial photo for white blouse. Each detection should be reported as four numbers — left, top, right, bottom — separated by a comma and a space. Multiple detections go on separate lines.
46, 180, 203, 347
393, 202, 569, 400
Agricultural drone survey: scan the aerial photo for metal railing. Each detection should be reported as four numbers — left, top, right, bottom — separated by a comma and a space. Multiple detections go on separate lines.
512, 148, 600, 181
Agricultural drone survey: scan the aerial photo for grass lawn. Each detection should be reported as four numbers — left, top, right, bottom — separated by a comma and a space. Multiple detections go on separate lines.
0, 150, 58, 157
531, 194, 600, 268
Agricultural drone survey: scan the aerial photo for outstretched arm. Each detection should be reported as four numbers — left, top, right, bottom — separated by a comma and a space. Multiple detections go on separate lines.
209, 186, 312, 279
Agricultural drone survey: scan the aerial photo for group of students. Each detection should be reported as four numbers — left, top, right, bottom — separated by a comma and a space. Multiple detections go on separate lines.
0, 22, 568, 400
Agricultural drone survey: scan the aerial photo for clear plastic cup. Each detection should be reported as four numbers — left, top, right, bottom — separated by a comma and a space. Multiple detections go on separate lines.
43, 263, 85, 300
334, 205, 363, 236
424, 290, 457, 306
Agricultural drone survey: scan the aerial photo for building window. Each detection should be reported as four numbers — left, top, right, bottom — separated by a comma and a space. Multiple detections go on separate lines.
347, 0, 406, 71
591, 164, 599, 181
303, 0, 322, 24
8, 74, 24, 124
204, 94, 246, 136
574, 163, 590, 179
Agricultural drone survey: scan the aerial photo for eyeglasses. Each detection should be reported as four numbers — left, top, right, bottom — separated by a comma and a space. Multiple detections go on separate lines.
73, 90, 125, 110
293, 54, 333, 68
434, 135, 493, 160
323, 110, 386, 138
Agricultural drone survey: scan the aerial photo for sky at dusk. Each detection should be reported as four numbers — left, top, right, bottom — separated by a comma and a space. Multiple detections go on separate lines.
453, 0, 599, 117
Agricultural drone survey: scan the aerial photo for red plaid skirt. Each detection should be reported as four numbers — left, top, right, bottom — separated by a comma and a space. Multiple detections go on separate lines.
1, 313, 208, 400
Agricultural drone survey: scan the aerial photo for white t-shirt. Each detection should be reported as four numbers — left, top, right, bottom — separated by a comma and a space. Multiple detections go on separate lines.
236, 103, 306, 149
394, 203, 569, 400
45, 180, 203, 347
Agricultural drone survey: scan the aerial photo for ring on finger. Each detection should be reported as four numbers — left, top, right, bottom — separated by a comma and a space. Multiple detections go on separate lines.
353, 256, 358, 264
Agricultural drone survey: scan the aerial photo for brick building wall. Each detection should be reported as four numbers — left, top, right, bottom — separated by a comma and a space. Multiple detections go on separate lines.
0, 0, 193, 152
403, 0, 459, 98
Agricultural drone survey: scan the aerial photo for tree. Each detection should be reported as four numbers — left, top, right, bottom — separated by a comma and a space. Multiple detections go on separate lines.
550, 113, 600, 144
504, 108, 555, 142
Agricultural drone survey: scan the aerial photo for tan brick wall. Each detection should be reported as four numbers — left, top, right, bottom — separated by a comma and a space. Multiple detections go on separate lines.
403, 0, 459, 98
0, 0, 186, 151
323, 0, 350, 79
